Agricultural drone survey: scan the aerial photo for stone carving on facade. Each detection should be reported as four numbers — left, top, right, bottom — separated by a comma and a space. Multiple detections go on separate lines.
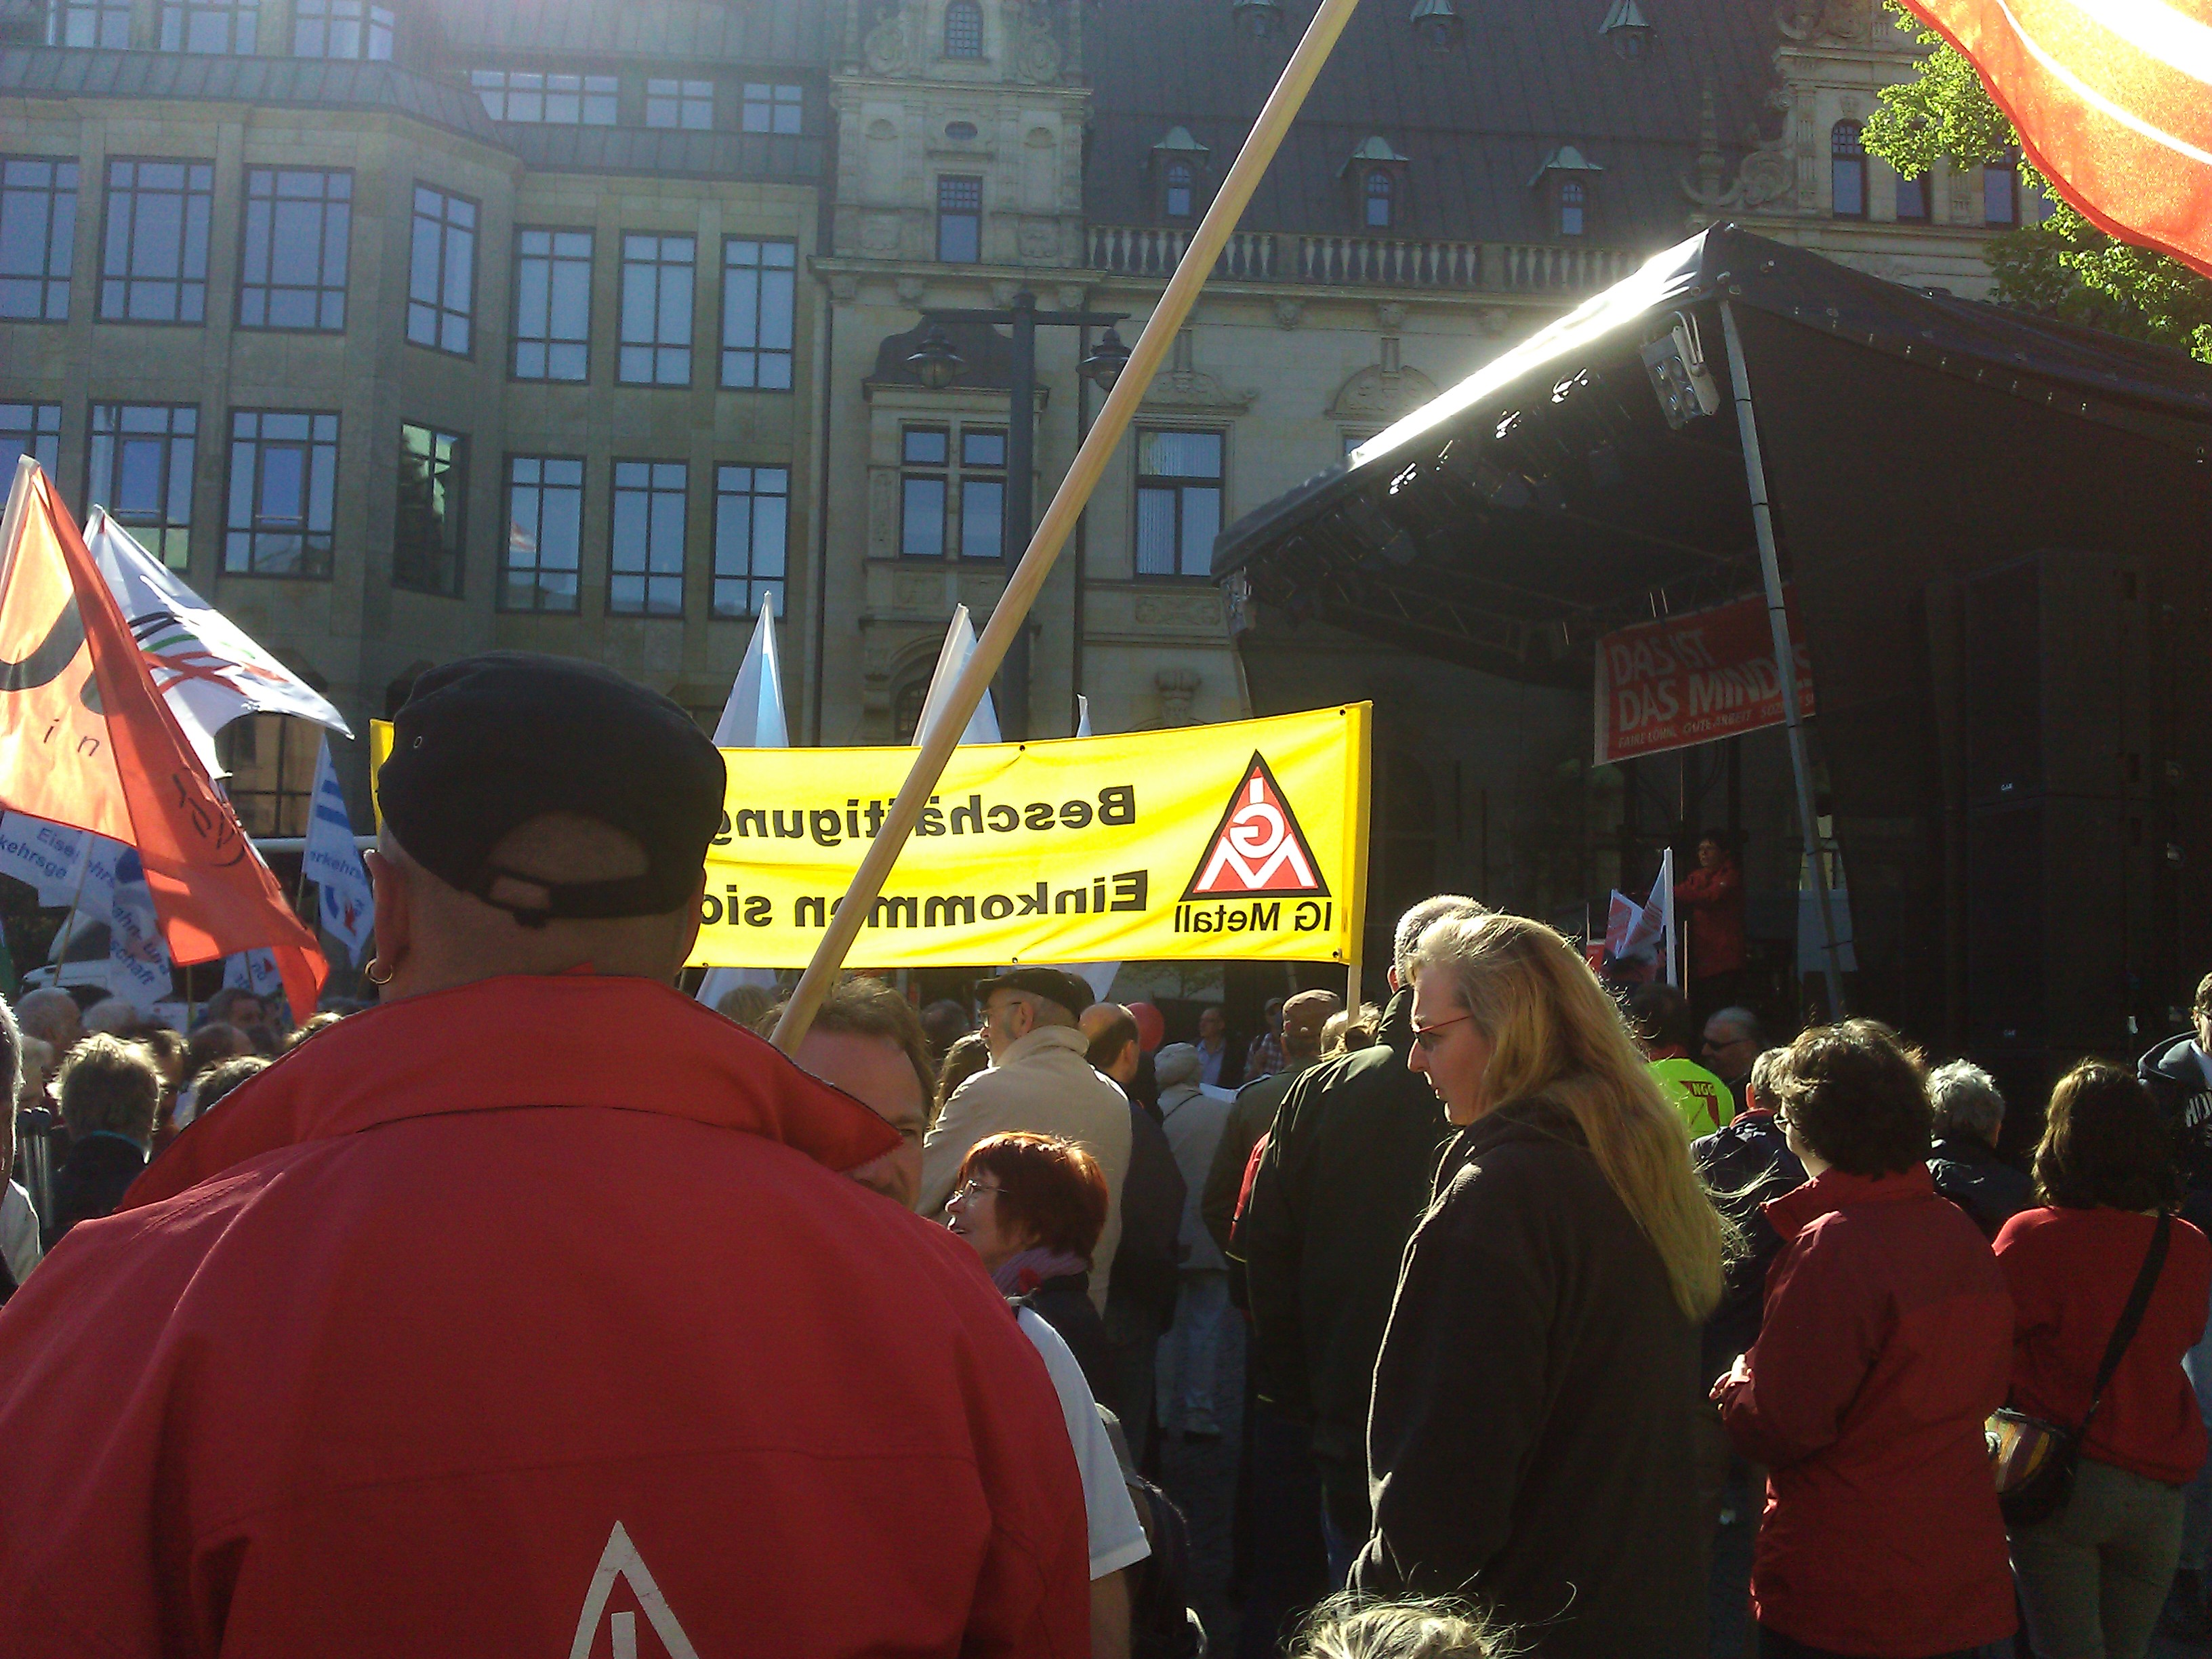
1057, 283, 1086, 310
829, 272, 862, 302
1018, 219, 1059, 258
863, 213, 901, 253
1143, 329, 1256, 413
863, 4, 914, 74
1374, 300, 1408, 331
1135, 593, 1225, 628
1328, 358, 1440, 422
1273, 298, 1305, 329
895, 274, 926, 304
1155, 669, 1202, 726
1011, 10, 1064, 82
1775, 0, 1868, 45
1680, 84, 1798, 215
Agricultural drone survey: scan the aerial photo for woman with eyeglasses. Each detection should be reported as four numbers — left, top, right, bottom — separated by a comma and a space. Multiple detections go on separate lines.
1351, 911, 1725, 1657
1713, 1021, 2016, 1659
946, 1131, 1117, 1412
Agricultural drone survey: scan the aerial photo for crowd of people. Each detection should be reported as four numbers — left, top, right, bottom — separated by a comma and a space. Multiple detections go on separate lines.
1, 651, 2210, 1659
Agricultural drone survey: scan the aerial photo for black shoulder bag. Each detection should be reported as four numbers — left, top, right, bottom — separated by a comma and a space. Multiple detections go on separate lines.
1987, 1211, 2171, 1528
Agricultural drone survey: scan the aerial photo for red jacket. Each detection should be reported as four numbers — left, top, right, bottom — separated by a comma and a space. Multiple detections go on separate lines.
1674, 857, 1748, 979
1716, 1165, 2015, 1657
0, 975, 1090, 1658
1996, 1205, 2212, 1484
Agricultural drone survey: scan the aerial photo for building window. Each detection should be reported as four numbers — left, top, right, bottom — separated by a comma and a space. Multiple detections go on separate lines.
159, 0, 257, 52
1831, 121, 1867, 220
960, 428, 1006, 559
617, 234, 694, 386
1, 403, 61, 478
88, 403, 197, 569
647, 79, 714, 129
944, 0, 982, 58
100, 159, 213, 324
1134, 428, 1223, 578
937, 175, 982, 262
1895, 169, 1930, 223
610, 461, 686, 615
1164, 161, 1194, 220
238, 167, 350, 331
394, 424, 466, 597
49, 0, 130, 47
720, 238, 796, 390
741, 83, 804, 134
900, 427, 948, 558
1559, 179, 1587, 237
1364, 169, 1393, 229
292, 0, 392, 58
224, 409, 337, 577
216, 714, 318, 836
406, 185, 476, 356
500, 455, 582, 613
1985, 150, 2019, 225
470, 70, 619, 125
0, 159, 76, 323
713, 464, 787, 619
512, 228, 591, 381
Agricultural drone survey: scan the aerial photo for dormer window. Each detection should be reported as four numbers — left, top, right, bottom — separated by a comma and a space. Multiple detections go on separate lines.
945, 0, 982, 58
1365, 169, 1394, 228
1165, 161, 1195, 220
1559, 180, 1586, 236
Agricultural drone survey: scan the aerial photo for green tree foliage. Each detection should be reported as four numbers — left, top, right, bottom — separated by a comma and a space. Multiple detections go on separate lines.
1864, 4, 2212, 363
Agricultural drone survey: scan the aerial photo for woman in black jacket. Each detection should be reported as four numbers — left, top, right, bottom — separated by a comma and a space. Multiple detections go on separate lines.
1351, 912, 1727, 1658
946, 1130, 1118, 1412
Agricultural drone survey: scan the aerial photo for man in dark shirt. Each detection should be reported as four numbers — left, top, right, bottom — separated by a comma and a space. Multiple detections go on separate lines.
1925, 1059, 2033, 1241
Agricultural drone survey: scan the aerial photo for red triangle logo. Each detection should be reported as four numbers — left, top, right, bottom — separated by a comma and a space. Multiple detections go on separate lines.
1183, 753, 1330, 901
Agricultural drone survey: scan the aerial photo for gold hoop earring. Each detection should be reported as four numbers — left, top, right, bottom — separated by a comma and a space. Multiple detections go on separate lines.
364, 958, 394, 987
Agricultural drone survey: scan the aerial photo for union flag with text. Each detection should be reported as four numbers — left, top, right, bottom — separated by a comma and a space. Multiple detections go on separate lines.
1183, 754, 1329, 901
0, 459, 325, 1018
1901, 0, 2212, 278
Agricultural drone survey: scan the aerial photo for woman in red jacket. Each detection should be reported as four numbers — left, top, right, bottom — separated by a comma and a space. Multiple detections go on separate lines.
1714, 1021, 2016, 1659
1675, 831, 1749, 1007
1996, 1063, 2211, 1659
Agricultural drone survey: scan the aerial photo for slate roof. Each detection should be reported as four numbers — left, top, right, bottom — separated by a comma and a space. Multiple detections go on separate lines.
420, 0, 834, 68
1083, 0, 1781, 248
0, 43, 822, 181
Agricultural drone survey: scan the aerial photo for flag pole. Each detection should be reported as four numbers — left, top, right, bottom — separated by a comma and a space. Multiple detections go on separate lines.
771, 0, 1368, 1054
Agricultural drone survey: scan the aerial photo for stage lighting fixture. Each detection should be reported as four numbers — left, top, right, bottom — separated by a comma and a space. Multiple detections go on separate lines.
1640, 312, 1720, 428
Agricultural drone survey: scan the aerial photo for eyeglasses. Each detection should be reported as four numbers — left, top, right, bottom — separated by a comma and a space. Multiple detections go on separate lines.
951, 1179, 1004, 1203
1411, 1012, 1475, 1054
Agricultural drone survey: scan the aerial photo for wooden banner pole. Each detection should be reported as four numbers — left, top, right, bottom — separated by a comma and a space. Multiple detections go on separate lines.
771, 0, 1368, 1054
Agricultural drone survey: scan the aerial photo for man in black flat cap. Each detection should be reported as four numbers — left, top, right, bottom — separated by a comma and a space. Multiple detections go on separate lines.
921, 965, 1135, 1315
0, 653, 1090, 1659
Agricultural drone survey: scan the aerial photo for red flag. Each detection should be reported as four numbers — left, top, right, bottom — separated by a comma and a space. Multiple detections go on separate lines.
0, 460, 326, 1019
1902, 0, 2212, 279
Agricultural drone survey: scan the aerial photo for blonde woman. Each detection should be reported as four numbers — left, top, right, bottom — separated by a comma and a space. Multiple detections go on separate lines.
1352, 912, 1724, 1658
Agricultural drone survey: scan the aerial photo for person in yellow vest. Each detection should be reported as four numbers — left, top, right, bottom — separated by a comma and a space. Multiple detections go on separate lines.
1627, 982, 1734, 1137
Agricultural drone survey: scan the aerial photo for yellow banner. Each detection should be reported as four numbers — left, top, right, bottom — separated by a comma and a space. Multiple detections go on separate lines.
371, 705, 1370, 968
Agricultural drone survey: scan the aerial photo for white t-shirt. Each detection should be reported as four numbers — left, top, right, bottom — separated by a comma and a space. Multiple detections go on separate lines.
1016, 1306, 1151, 1580
1, 1181, 41, 1288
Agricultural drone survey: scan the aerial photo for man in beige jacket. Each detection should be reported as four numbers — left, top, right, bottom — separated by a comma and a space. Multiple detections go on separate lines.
920, 968, 1133, 1311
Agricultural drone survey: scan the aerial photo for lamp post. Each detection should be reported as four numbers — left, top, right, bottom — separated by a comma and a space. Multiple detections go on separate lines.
905, 291, 1128, 738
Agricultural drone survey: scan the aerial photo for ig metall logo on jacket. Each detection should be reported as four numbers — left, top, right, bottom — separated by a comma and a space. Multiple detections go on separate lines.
683, 705, 1372, 970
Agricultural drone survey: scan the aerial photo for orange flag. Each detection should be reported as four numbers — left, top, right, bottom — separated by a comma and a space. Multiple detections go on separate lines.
1902, 0, 2212, 279
0, 459, 326, 1019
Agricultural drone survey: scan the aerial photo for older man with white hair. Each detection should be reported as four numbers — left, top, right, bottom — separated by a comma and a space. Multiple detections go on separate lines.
11, 988, 81, 1059
1927, 1060, 2034, 1240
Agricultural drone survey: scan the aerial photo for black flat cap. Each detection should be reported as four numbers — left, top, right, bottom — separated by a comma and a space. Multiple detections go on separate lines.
380, 653, 724, 926
972, 967, 1095, 1023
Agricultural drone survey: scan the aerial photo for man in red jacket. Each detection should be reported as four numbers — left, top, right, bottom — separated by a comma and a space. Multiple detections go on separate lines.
0, 653, 1090, 1658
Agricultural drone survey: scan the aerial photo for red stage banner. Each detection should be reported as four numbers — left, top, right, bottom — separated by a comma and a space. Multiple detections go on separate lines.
1593, 591, 1815, 764
1900, 0, 2212, 281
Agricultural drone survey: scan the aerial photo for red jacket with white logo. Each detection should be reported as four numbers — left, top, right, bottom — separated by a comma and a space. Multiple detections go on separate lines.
1715, 1165, 2015, 1658
0, 975, 1090, 1658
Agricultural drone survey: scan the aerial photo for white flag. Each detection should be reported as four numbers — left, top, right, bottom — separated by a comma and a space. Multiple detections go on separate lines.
302, 737, 375, 966
0, 815, 96, 907
713, 602, 788, 747
85, 510, 352, 776
696, 607, 788, 1009
1076, 695, 1092, 739
912, 606, 1000, 749
106, 847, 171, 1012
224, 947, 284, 999
1653, 848, 1679, 989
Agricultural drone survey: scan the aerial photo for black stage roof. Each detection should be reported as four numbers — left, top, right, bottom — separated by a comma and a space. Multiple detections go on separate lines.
1212, 225, 2212, 687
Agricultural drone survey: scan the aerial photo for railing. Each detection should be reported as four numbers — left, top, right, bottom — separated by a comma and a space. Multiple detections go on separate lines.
1086, 225, 1639, 294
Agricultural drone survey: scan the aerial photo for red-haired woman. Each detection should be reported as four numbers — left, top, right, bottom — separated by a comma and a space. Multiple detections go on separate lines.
947, 1131, 1115, 1412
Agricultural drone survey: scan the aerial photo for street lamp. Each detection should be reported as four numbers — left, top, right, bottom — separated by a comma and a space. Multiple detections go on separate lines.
1080, 325, 1131, 392
1410, 0, 1463, 49
904, 324, 965, 391
1231, 0, 1284, 37
909, 291, 1128, 738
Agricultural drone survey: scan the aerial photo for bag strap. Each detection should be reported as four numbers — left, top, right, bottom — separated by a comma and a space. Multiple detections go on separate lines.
2082, 1212, 2173, 1431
